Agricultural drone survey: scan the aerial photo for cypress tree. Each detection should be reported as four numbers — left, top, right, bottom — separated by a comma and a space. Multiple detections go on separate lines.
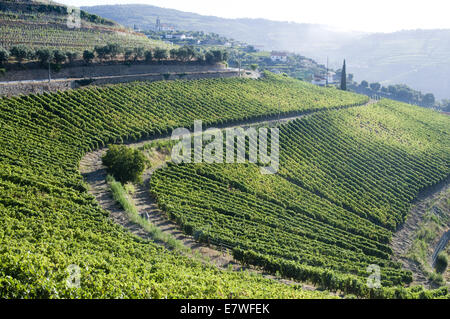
340, 59, 347, 91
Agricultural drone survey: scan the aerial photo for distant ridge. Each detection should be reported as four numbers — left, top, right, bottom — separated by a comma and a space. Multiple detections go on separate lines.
83, 4, 450, 99
0, 0, 168, 52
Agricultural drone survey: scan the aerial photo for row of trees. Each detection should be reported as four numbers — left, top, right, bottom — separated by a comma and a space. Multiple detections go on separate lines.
82, 44, 228, 65
354, 80, 436, 107
0, 44, 229, 68
0, 45, 78, 67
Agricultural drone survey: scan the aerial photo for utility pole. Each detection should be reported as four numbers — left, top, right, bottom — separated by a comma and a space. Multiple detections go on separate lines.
326, 56, 329, 86
238, 54, 242, 77
48, 61, 51, 82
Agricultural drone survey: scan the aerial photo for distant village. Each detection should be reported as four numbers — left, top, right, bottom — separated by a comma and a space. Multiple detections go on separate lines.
138, 18, 337, 86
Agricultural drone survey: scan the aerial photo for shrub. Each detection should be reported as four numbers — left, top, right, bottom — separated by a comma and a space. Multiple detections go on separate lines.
0, 46, 10, 65
52, 50, 67, 65
83, 50, 95, 64
435, 252, 448, 274
102, 145, 149, 184
10, 45, 33, 64
144, 50, 153, 63
35, 48, 53, 66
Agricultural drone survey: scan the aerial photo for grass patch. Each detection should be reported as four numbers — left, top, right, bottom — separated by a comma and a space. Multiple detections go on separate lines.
106, 174, 187, 252
406, 188, 450, 286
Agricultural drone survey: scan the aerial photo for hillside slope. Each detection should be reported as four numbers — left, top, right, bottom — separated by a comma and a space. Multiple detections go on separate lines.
151, 99, 450, 297
0, 0, 166, 52
82, 4, 359, 54
82, 4, 450, 99
0, 75, 367, 298
332, 30, 450, 99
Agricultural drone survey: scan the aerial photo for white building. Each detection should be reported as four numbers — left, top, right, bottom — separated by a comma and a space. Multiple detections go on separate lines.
312, 75, 327, 86
327, 72, 336, 84
270, 51, 288, 62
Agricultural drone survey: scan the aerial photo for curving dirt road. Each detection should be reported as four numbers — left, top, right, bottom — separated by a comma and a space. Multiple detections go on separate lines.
391, 176, 450, 287
79, 100, 374, 292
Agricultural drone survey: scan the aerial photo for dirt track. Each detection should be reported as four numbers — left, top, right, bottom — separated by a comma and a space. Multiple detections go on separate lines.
79, 99, 392, 293
391, 176, 450, 287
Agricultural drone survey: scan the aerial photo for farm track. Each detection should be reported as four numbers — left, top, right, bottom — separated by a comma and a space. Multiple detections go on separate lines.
391, 176, 450, 288
80, 100, 375, 293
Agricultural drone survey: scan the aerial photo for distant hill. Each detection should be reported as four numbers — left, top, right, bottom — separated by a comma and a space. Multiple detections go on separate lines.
81, 4, 361, 54
330, 30, 450, 100
83, 4, 450, 99
0, 0, 167, 53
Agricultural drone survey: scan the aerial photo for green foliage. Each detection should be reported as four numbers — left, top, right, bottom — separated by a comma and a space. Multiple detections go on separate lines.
52, 50, 66, 65
82, 50, 95, 64
154, 47, 168, 61
102, 145, 148, 184
340, 59, 347, 91
370, 82, 381, 91
144, 50, 153, 62
106, 174, 186, 251
435, 252, 448, 274
0, 3, 169, 54
35, 48, 53, 66
205, 49, 228, 64
66, 51, 79, 64
10, 45, 33, 64
150, 99, 450, 296
0, 46, 9, 65
0, 75, 348, 298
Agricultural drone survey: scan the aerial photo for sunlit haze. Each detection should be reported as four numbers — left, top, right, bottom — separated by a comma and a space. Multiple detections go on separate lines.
56, 0, 450, 33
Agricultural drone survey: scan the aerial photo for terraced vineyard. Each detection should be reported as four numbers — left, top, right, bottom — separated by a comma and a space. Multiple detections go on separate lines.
0, 74, 368, 298
150, 100, 450, 298
0, 0, 167, 52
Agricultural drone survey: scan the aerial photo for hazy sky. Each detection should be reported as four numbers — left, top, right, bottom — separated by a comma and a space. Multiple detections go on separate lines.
57, 0, 450, 33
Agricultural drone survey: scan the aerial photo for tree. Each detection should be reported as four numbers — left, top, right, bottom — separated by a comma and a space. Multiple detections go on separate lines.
175, 46, 195, 62
66, 51, 79, 64
169, 48, 178, 60
422, 93, 435, 106
35, 48, 53, 66
132, 47, 145, 62
106, 43, 122, 60
154, 48, 168, 61
52, 50, 66, 65
370, 82, 381, 91
83, 50, 95, 65
10, 45, 33, 65
360, 80, 369, 88
205, 50, 228, 65
0, 46, 10, 65
250, 64, 258, 71
435, 252, 448, 274
205, 51, 215, 64
124, 49, 134, 62
347, 73, 354, 82
102, 145, 149, 184
340, 59, 347, 91
94, 45, 108, 62
439, 100, 450, 112
144, 50, 153, 63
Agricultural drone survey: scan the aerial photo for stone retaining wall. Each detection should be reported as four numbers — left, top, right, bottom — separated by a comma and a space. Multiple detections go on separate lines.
0, 70, 240, 96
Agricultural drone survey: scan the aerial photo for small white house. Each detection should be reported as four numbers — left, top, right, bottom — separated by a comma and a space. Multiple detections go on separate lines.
312, 72, 337, 86
312, 75, 327, 86
327, 72, 336, 84
160, 24, 175, 32
270, 51, 288, 62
